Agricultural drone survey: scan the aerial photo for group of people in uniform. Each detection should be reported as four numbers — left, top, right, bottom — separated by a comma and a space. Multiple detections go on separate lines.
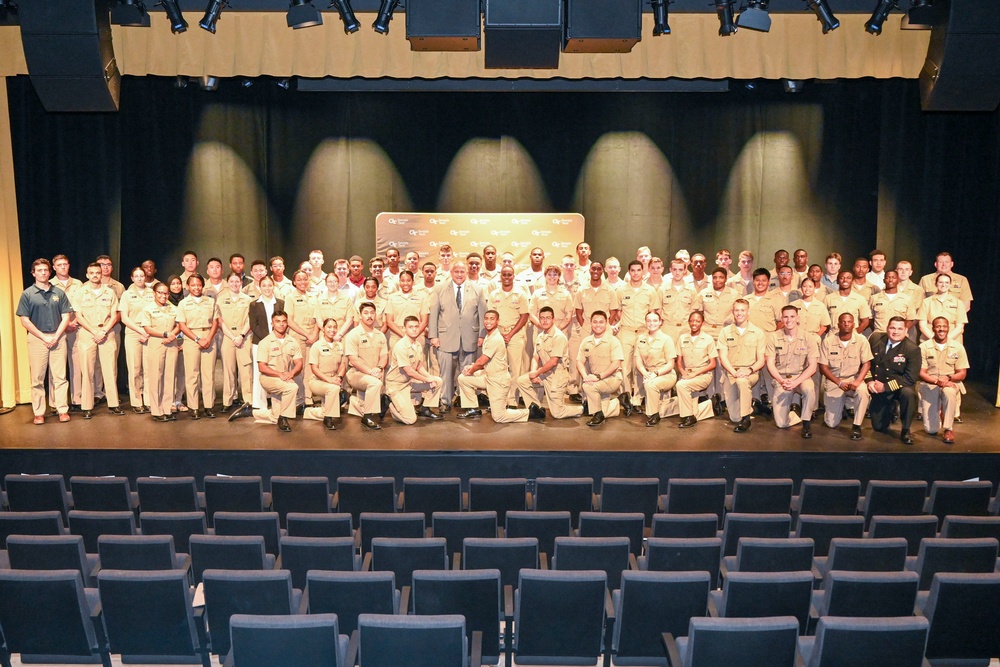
16, 242, 972, 445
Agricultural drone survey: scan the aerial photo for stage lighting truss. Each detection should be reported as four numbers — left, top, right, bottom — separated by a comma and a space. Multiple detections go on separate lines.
287, 0, 322, 28
329, 0, 360, 33
805, 0, 839, 33
865, 0, 896, 35
736, 0, 771, 32
157, 0, 188, 32
372, 0, 402, 34
199, 0, 228, 33
716, 0, 737, 35
112, 0, 150, 26
650, 0, 670, 36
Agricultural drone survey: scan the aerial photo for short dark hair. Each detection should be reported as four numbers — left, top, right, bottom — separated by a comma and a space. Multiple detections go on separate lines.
752, 268, 771, 280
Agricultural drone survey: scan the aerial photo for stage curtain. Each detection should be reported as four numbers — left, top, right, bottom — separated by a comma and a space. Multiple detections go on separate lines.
1, 15, 929, 80
0, 80, 29, 407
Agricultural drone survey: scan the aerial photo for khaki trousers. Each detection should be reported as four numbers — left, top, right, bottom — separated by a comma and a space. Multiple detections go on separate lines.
617, 328, 643, 397
123, 331, 147, 408
644, 371, 680, 417
347, 369, 383, 416
723, 372, 759, 421
28, 334, 68, 416
458, 372, 529, 423
582, 376, 622, 418
292, 335, 313, 405
503, 330, 528, 405
77, 330, 120, 410
387, 377, 443, 425
515, 370, 583, 419
260, 375, 298, 419
49, 328, 80, 407
824, 384, 870, 428
182, 335, 217, 410
919, 383, 960, 433
308, 379, 343, 419
220, 336, 253, 406
144, 338, 179, 417
770, 376, 818, 428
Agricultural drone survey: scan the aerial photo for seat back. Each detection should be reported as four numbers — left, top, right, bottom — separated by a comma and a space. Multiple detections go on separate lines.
7, 534, 89, 579
279, 536, 358, 589
371, 537, 448, 589
795, 514, 864, 557
734, 537, 814, 573
861, 480, 928, 527
552, 536, 630, 590
806, 616, 929, 667
136, 476, 200, 513
0, 569, 100, 659
359, 613, 466, 667
286, 512, 354, 538
69, 476, 134, 512
4, 474, 71, 523
189, 534, 271, 584
826, 537, 908, 573
213, 511, 283, 555
642, 537, 723, 589
204, 475, 266, 523
402, 477, 463, 522
718, 570, 814, 634
139, 511, 207, 554
578, 511, 645, 557
462, 537, 539, 590
730, 478, 794, 514
926, 481, 993, 528
795, 479, 861, 516
533, 477, 594, 527
613, 570, 711, 662
663, 478, 727, 521
202, 568, 297, 657
229, 613, 345, 667
98, 534, 179, 570
940, 515, 1000, 540
651, 513, 719, 539
922, 572, 1000, 661
514, 569, 607, 664
360, 512, 425, 555
720, 513, 791, 557
269, 476, 331, 528
68, 509, 137, 553
868, 515, 939, 556
598, 477, 660, 525
335, 477, 396, 528
505, 510, 571, 557
306, 570, 399, 637
0, 510, 64, 549
819, 570, 920, 617
682, 616, 799, 667
432, 511, 497, 557
467, 477, 527, 524
412, 568, 502, 663
98, 568, 202, 659
913, 537, 1000, 590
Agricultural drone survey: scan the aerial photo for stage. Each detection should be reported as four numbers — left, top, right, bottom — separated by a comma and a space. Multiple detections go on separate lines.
2, 386, 999, 492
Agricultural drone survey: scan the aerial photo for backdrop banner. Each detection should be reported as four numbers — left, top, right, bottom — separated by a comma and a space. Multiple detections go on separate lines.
375, 212, 585, 272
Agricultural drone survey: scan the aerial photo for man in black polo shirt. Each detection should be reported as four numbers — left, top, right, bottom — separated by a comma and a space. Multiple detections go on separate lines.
16, 258, 74, 424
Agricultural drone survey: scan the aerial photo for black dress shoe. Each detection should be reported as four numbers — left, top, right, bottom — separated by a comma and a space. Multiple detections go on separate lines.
417, 406, 443, 420
711, 394, 723, 417
456, 408, 482, 419
165, 413, 177, 421
204, 408, 216, 419
190, 409, 202, 420
568, 393, 584, 404
587, 411, 606, 427
851, 425, 862, 440
900, 431, 914, 445
380, 394, 392, 420
679, 416, 698, 429
132, 406, 145, 414
69, 404, 82, 413
296, 404, 306, 417
528, 404, 545, 422
83, 410, 94, 420
646, 413, 661, 427
620, 393, 633, 417
152, 415, 169, 423
439, 401, 452, 414
220, 404, 233, 414
109, 406, 125, 416
801, 421, 812, 439
324, 416, 337, 430
229, 402, 251, 422
278, 416, 291, 432
361, 415, 382, 430
734, 416, 752, 433
477, 393, 491, 409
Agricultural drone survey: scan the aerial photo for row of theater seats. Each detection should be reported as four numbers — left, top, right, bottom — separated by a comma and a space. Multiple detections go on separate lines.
3, 474, 1000, 528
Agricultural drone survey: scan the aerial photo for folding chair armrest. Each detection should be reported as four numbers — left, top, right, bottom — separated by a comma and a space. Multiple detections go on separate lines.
707, 595, 720, 617
396, 493, 405, 512
539, 552, 548, 570
298, 588, 310, 614
461, 491, 468, 511
605, 587, 615, 621
273, 554, 282, 570
662, 633, 681, 667
452, 552, 461, 570
362, 551, 372, 571
223, 650, 234, 667
592, 493, 601, 511
719, 560, 730, 579
525, 491, 533, 510
331, 491, 339, 511
399, 586, 410, 614
345, 630, 359, 667
504, 585, 514, 620
471, 630, 482, 667
628, 553, 638, 570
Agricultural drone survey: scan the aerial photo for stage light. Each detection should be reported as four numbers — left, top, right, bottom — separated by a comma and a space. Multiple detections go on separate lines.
782, 79, 805, 93
199, 75, 219, 91
0, 0, 18, 22
287, 0, 322, 28
716, 0, 737, 35
240, 78, 254, 88
112, 0, 150, 26
805, 0, 839, 33
650, 0, 670, 36
199, 0, 227, 33
372, 0, 401, 34
901, 0, 935, 28
329, 0, 360, 33
737, 0, 770, 32
157, 0, 187, 33
174, 75, 188, 88
865, 0, 896, 35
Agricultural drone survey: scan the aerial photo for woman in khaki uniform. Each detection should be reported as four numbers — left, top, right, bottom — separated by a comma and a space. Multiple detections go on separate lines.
306, 318, 348, 430
284, 270, 319, 407
384, 270, 429, 354
316, 272, 356, 343
118, 266, 155, 413
635, 311, 678, 427
217, 273, 254, 412
138, 283, 181, 421
176, 274, 220, 419
674, 311, 718, 429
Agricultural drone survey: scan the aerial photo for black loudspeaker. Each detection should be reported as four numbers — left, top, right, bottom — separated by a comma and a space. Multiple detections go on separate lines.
484, 0, 562, 69
406, 0, 481, 51
18, 0, 120, 112
919, 0, 1000, 111
564, 0, 641, 53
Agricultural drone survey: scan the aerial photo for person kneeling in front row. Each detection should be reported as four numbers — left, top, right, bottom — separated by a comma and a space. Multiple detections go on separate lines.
253, 310, 301, 432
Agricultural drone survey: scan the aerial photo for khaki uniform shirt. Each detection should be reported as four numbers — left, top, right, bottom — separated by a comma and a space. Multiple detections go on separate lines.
748, 293, 782, 333
176, 295, 219, 332
635, 329, 677, 373
353, 294, 389, 330
919, 271, 972, 304
577, 334, 625, 380
136, 302, 179, 335
309, 338, 345, 379
852, 282, 878, 301
482, 329, 510, 377
488, 287, 530, 333
315, 292, 356, 331
824, 292, 872, 328
618, 283, 661, 331
717, 323, 767, 371
898, 280, 925, 313
119, 285, 156, 331
103, 278, 125, 299
789, 299, 831, 336
726, 274, 753, 295
74, 285, 119, 333
386, 291, 429, 332
533, 328, 570, 380
574, 283, 621, 325
284, 291, 318, 339
257, 333, 302, 373
766, 329, 820, 377
344, 325, 388, 370
769, 288, 803, 306
920, 294, 968, 331
677, 331, 718, 373
658, 284, 696, 330
919, 339, 970, 379
694, 288, 738, 331
869, 292, 918, 332
530, 286, 575, 328
819, 333, 873, 395
385, 338, 426, 393
216, 291, 253, 340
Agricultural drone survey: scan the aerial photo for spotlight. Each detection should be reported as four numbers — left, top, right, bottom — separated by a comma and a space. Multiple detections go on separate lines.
157, 0, 187, 33
865, 0, 896, 35
287, 0, 322, 28
650, 0, 670, 36
737, 0, 770, 32
174, 75, 188, 88
805, 0, 839, 33
329, 0, 359, 33
276, 79, 293, 90
716, 1, 736, 36
112, 0, 150, 26
0, 0, 19, 22
199, 0, 227, 34
372, 0, 401, 34
901, 0, 935, 28
782, 79, 805, 93
240, 78, 254, 88
199, 75, 219, 91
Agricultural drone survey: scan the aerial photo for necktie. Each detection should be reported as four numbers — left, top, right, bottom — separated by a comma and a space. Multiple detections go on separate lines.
456, 285, 463, 311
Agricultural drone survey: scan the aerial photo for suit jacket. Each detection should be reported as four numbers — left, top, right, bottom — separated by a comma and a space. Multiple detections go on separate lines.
249, 298, 284, 344
866, 331, 920, 392
428, 280, 487, 353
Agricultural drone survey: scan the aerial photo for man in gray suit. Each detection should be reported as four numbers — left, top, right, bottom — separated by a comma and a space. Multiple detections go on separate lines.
429, 260, 487, 412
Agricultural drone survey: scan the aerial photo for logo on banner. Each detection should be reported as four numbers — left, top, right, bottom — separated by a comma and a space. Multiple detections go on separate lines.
531, 230, 552, 237
449, 230, 471, 237
429, 218, 450, 225
551, 241, 572, 249
511, 218, 530, 225
409, 229, 430, 236
511, 241, 531, 248
470, 218, 490, 225
490, 230, 511, 237
551, 218, 573, 225
387, 218, 410, 225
